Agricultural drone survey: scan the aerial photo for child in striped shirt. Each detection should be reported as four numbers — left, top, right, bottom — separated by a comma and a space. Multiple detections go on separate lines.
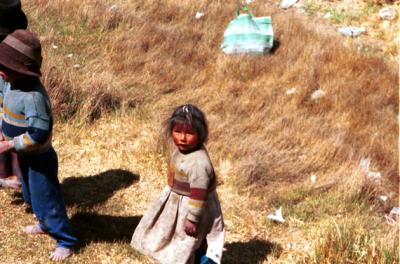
0, 29, 76, 261
131, 104, 225, 264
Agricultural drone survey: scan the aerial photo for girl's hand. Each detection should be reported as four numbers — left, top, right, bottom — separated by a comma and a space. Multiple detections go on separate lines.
0, 140, 14, 154
184, 219, 198, 237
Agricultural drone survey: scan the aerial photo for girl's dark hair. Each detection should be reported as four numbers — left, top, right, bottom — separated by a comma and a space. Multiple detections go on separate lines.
165, 104, 208, 146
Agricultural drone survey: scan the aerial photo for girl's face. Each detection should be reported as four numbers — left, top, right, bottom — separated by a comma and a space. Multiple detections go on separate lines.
172, 123, 199, 153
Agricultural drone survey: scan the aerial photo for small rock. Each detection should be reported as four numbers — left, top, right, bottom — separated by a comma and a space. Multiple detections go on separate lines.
52, 44, 58, 49
245, 0, 254, 4
66, 53, 73, 58
73, 64, 81, 68
280, 0, 298, 9
379, 7, 396, 21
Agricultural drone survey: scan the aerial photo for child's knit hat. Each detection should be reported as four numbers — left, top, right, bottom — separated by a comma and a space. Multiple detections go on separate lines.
0, 29, 42, 77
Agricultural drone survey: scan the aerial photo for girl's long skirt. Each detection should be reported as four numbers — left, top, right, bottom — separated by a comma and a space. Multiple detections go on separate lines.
131, 187, 225, 264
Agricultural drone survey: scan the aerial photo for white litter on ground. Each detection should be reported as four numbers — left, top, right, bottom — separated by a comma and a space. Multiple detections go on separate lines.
324, 12, 332, 19
280, 0, 298, 9
389, 207, 400, 217
195, 12, 204, 19
310, 174, 317, 184
338, 26, 366, 37
379, 7, 396, 20
359, 158, 382, 181
286, 88, 296, 95
267, 207, 285, 223
378, 195, 388, 202
109, 5, 119, 12
359, 158, 371, 172
367, 171, 382, 180
310, 89, 326, 100
385, 207, 400, 226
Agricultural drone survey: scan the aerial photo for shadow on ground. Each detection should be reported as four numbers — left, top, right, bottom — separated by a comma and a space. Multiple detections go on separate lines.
62, 169, 139, 209
70, 212, 142, 251
222, 239, 282, 264
270, 39, 281, 54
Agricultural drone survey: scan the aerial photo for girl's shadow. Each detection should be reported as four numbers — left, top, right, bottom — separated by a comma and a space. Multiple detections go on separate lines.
69, 212, 142, 251
222, 239, 282, 264
62, 169, 139, 209
62, 169, 141, 251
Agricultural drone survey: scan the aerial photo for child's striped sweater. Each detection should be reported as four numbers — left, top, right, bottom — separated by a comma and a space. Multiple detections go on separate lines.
168, 146, 216, 222
0, 77, 52, 154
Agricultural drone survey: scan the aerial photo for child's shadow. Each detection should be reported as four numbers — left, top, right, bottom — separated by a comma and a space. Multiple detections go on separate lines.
62, 169, 139, 209
222, 239, 282, 264
69, 212, 142, 251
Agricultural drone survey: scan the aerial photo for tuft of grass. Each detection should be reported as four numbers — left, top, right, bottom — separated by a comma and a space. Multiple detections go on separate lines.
312, 221, 399, 264
362, 0, 380, 16
304, 0, 321, 16
43, 67, 82, 121
327, 8, 350, 24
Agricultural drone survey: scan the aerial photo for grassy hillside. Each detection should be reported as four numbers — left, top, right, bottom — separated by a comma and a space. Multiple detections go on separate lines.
0, 0, 398, 263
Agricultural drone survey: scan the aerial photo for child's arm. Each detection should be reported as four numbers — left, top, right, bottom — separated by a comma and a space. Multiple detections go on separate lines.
13, 93, 51, 152
185, 160, 212, 236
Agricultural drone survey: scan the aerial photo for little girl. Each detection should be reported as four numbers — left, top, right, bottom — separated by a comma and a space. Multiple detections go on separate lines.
131, 104, 225, 264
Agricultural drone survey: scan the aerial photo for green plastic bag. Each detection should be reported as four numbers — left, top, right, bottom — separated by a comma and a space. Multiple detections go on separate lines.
221, 9, 274, 55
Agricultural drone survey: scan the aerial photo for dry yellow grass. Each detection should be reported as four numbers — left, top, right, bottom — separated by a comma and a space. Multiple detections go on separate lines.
0, 0, 398, 263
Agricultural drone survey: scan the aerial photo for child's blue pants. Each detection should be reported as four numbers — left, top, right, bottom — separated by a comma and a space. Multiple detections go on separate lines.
20, 147, 77, 248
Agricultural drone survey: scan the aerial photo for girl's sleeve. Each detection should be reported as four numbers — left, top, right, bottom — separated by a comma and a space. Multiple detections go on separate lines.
13, 93, 51, 152
186, 160, 212, 222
